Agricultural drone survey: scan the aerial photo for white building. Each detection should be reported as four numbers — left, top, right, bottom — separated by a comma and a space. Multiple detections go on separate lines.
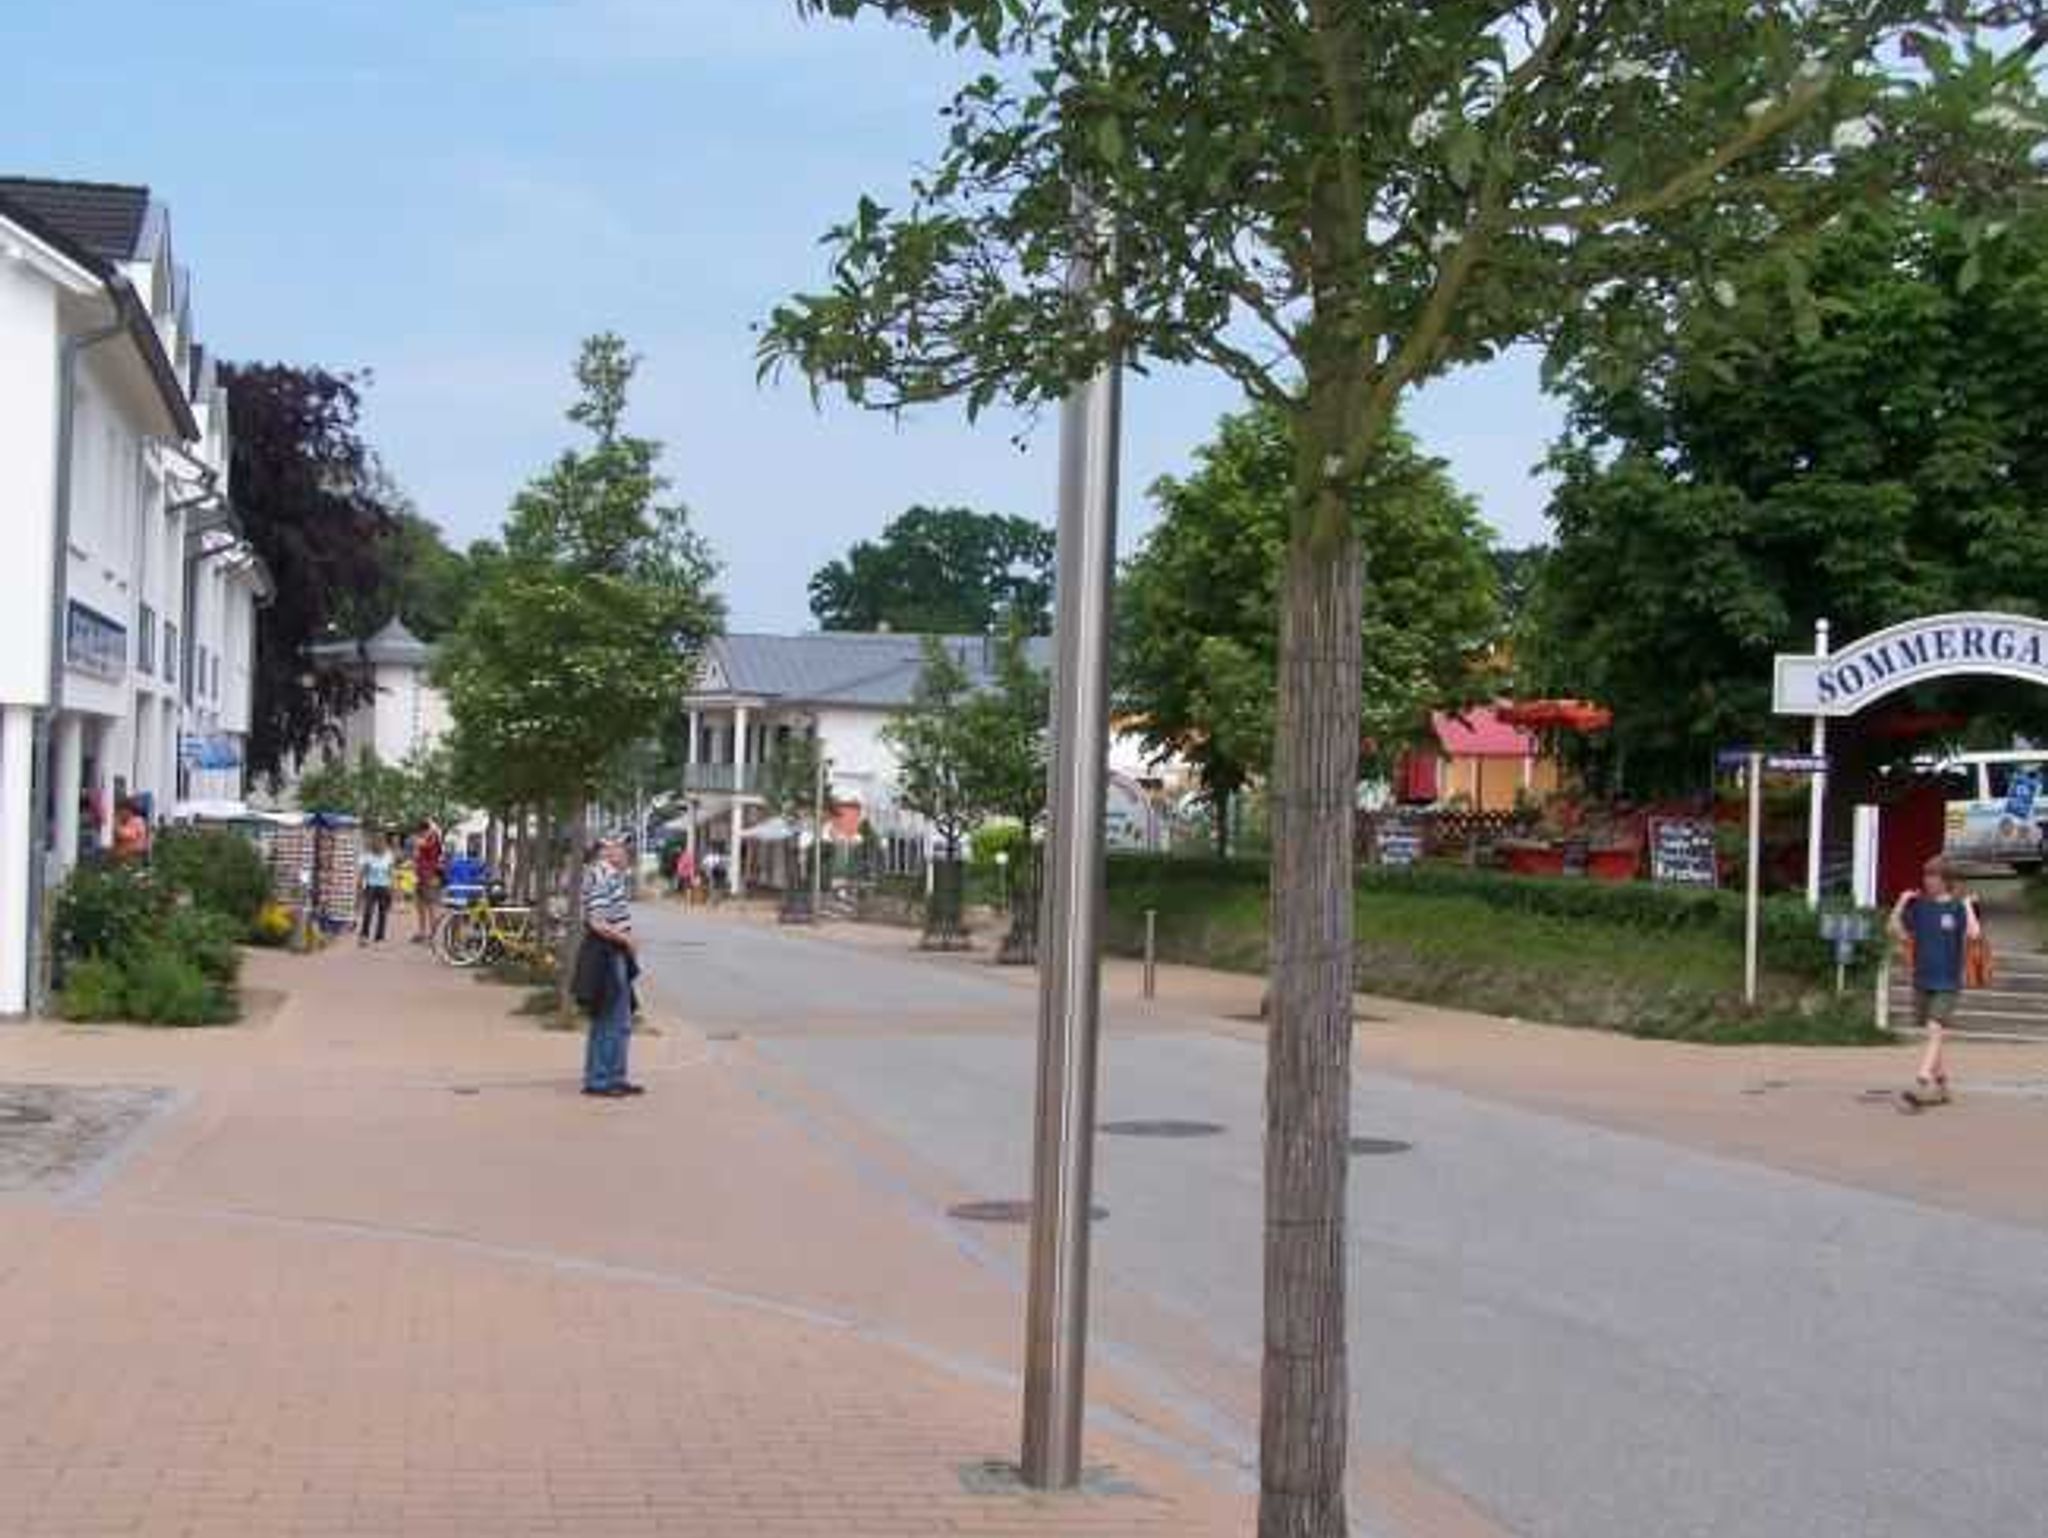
681, 631, 1180, 894
303, 618, 451, 770
0, 177, 269, 1015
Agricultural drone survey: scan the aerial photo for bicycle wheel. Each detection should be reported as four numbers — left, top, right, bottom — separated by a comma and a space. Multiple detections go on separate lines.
438, 911, 490, 968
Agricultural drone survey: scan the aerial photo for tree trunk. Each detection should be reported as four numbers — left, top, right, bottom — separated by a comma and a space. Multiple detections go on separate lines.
1260, 521, 1364, 1538
1213, 787, 1232, 860
556, 797, 587, 1013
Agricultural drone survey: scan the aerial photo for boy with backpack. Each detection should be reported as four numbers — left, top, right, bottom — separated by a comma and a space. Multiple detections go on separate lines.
1889, 857, 1983, 1111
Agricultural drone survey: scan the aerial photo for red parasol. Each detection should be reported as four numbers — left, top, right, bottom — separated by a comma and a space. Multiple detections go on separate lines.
1495, 698, 1614, 733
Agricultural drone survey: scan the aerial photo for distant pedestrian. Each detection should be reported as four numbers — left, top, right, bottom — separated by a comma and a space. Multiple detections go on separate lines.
674, 846, 697, 899
113, 799, 151, 863
358, 837, 395, 945
410, 818, 445, 945
573, 836, 642, 1099
1890, 857, 1982, 1111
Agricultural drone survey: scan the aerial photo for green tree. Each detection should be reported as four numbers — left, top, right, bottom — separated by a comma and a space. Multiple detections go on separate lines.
760, 725, 827, 907
296, 745, 463, 832
1119, 407, 1499, 854
440, 334, 723, 955
957, 625, 1050, 835
810, 504, 1057, 633
334, 478, 491, 643
761, 7, 2032, 1529
1527, 116, 2048, 790
883, 637, 979, 858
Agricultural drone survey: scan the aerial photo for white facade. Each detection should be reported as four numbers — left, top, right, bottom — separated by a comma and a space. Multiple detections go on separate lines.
0, 180, 268, 1015
299, 618, 451, 775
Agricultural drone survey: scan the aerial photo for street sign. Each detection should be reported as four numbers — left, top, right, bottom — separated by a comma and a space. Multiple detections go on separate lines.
1715, 748, 1828, 774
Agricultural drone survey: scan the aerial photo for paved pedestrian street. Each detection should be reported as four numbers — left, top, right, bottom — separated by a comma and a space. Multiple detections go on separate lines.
6, 908, 2048, 1537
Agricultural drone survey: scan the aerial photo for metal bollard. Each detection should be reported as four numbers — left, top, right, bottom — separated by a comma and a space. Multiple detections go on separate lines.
1143, 908, 1157, 1000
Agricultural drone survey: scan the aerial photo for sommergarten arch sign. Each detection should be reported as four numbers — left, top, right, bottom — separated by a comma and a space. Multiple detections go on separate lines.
1772, 610, 2048, 910
1775, 611, 2048, 717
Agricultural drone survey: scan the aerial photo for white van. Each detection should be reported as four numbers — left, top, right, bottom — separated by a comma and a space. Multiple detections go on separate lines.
1940, 750, 2048, 872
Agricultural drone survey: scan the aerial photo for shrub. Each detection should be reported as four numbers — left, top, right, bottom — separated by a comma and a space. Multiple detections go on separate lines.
152, 828, 271, 925
119, 946, 232, 1027
56, 958, 129, 1022
54, 861, 166, 961
163, 906, 244, 984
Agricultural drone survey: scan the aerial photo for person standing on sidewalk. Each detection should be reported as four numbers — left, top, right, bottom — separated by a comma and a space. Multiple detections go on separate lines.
1890, 856, 1982, 1110
410, 818, 445, 945
358, 837, 396, 946
575, 837, 643, 1099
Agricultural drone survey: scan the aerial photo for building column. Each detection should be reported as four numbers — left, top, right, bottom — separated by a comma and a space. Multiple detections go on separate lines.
89, 718, 114, 850
685, 710, 699, 766
1, 706, 36, 1016
52, 714, 83, 875
729, 799, 745, 896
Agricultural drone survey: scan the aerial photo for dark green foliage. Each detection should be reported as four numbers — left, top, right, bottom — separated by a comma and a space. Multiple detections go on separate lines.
162, 907, 245, 986
1118, 407, 1501, 835
52, 860, 243, 1026
54, 863, 166, 963
152, 829, 272, 927
1526, 183, 2048, 790
810, 505, 1055, 634
54, 959, 129, 1023
118, 948, 232, 1027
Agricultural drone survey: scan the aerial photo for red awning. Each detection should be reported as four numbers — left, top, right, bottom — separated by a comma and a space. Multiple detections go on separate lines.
1495, 698, 1614, 734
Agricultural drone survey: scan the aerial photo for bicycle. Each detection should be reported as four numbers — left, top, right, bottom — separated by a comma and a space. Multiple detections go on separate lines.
435, 891, 565, 969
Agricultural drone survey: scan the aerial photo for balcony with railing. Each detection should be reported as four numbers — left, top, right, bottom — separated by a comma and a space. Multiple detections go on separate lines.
682, 762, 762, 795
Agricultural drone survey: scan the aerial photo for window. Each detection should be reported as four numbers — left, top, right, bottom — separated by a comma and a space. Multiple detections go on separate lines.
164, 623, 179, 687
137, 604, 156, 676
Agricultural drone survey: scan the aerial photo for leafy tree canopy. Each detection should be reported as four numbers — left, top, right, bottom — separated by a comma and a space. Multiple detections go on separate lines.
333, 474, 494, 643
883, 637, 979, 854
296, 744, 464, 833
809, 504, 1056, 633
221, 363, 397, 782
1118, 406, 1500, 846
439, 335, 724, 821
1526, 68, 2048, 790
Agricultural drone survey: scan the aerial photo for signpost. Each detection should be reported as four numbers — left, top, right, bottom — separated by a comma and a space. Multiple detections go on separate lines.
1718, 748, 1829, 1005
1376, 820, 1423, 868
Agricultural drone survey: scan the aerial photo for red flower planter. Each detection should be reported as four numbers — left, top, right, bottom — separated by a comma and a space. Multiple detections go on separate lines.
1502, 844, 1566, 877
1587, 847, 1640, 882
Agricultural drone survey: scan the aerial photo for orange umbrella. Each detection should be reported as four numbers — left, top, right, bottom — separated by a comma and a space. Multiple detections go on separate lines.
1495, 699, 1613, 733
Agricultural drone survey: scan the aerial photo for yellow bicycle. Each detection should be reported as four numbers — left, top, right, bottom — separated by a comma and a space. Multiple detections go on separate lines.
434, 892, 563, 970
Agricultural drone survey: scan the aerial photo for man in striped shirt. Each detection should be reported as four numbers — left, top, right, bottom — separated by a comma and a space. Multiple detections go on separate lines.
580, 837, 642, 1098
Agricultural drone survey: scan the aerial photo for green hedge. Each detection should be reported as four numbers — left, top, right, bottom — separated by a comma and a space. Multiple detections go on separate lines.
52, 862, 241, 1026
1106, 854, 1862, 982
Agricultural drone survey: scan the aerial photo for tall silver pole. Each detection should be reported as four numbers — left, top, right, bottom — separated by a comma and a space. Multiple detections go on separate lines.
1745, 749, 1764, 1007
1021, 198, 1121, 1492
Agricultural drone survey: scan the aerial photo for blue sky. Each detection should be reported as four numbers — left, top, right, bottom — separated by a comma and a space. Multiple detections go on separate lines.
2, 0, 1561, 630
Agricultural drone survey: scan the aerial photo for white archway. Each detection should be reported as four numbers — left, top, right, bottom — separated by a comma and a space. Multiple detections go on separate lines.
1774, 611, 2048, 904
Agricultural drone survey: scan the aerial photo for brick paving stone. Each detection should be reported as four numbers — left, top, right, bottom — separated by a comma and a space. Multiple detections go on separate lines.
0, 944, 1249, 1538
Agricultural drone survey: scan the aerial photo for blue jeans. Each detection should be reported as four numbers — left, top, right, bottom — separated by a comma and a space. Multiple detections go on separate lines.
583, 951, 632, 1091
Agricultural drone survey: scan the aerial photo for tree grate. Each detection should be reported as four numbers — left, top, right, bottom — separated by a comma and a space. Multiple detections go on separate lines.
1348, 1137, 1413, 1156
1099, 1119, 1225, 1138
947, 1199, 1108, 1224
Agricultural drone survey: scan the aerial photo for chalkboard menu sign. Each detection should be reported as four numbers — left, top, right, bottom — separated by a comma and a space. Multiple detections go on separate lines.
1377, 822, 1423, 867
1650, 818, 1718, 888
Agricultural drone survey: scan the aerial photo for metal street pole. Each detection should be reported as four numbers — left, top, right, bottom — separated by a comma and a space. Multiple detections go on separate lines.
1021, 196, 1122, 1492
1745, 749, 1764, 1006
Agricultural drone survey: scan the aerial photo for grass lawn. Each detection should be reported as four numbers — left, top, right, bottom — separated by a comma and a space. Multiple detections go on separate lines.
1106, 859, 1886, 1047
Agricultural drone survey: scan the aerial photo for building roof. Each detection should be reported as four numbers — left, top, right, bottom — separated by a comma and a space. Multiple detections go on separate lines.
307, 617, 434, 669
0, 175, 199, 441
0, 176, 152, 261
1431, 707, 1536, 759
694, 631, 1052, 709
